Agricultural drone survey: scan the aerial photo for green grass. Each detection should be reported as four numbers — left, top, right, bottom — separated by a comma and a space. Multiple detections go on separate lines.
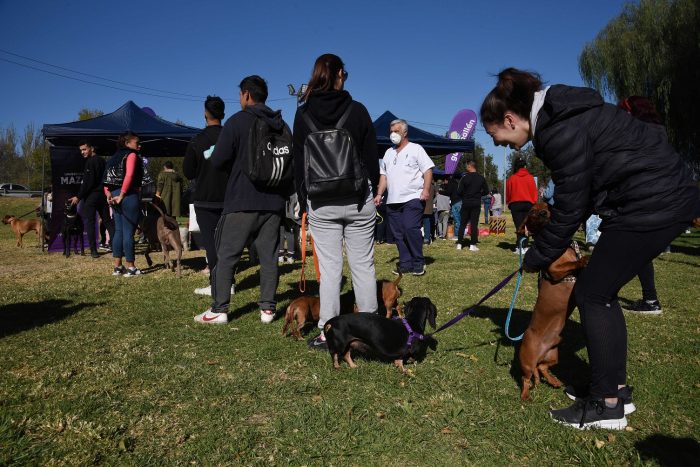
1, 196, 698, 465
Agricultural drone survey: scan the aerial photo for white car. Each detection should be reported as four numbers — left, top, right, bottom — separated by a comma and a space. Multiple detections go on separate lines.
0, 183, 34, 197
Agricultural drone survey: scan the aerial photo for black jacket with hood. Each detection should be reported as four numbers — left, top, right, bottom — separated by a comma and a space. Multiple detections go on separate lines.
210, 104, 291, 214
524, 84, 699, 271
292, 90, 379, 207
457, 171, 489, 207
183, 124, 228, 209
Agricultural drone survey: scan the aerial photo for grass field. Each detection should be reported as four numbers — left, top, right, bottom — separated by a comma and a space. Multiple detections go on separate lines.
1, 196, 698, 465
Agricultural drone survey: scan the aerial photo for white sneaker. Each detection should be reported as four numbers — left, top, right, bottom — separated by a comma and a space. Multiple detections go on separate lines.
260, 309, 274, 324
456, 244, 463, 250
513, 247, 529, 255
194, 285, 235, 296
194, 309, 228, 324
278, 255, 285, 264
285, 255, 294, 264
469, 245, 479, 252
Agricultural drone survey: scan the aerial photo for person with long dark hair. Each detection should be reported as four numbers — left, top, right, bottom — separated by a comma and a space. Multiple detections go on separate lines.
481, 68, 699, 430
103, 131, 145, 277
292, 53, 380, 350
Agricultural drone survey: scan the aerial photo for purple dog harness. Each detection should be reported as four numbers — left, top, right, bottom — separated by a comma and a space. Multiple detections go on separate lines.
394, 317, 425, 356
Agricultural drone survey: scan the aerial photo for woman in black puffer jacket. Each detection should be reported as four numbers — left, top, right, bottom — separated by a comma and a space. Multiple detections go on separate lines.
481, 68, 699, 430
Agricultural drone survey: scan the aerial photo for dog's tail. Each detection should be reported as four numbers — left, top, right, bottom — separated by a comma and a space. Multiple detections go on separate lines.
147, 201, 179, 231
281, 303, 294, 336
393, 272, 403, 287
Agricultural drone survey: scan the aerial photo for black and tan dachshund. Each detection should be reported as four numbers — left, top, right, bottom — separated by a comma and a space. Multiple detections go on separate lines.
324, 296, 437, 372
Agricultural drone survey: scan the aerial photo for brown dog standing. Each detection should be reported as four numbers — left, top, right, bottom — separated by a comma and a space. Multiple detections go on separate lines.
3, 214, 44, 248
144, 201, 183, 277
282, 296, 321, 339
377, 273, 402, 318
517, 202, 589, 400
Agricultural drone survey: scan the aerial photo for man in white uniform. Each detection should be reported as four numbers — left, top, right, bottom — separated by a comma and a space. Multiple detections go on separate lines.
374, 119, 434, 275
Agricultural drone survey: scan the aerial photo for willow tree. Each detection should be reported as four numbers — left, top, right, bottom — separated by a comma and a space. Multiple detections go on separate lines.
578, 0, 700, 165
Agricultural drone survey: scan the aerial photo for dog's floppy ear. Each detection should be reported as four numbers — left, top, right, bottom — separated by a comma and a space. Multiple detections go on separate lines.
428, 300, 437, 329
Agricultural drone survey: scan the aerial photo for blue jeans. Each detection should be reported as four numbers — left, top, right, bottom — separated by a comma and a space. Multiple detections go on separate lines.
450, 200, 462, 238
482, 199, 491, 223
387, 198, 425, 272
111, 190, 140, 262
422, 215, 432, 243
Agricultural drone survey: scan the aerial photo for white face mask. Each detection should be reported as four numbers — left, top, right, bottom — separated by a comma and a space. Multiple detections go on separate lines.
390, 132, 402, 145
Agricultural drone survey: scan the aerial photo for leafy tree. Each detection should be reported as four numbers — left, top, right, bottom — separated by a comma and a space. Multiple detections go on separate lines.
0, 126, 20, 182
21, 124, 50, 190
578, 0, 700, 166
78, 108, 104, 121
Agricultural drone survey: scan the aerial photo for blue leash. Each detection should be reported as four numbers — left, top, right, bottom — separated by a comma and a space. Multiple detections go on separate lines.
504, 238, 527, 341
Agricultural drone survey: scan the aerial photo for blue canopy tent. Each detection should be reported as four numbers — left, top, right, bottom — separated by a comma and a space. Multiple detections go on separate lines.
373, 110, 475, 156
42, 100, 200, 156
41, 101, 201, 252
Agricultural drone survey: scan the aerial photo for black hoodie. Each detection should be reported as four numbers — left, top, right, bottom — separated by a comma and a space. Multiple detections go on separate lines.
210, 104, 290, 213
292, 90, 379, 207
524, 84, 700, 271
183, 124, 228, 209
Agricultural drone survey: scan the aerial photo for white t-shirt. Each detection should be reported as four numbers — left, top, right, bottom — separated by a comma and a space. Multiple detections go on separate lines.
380, 142, 434, 204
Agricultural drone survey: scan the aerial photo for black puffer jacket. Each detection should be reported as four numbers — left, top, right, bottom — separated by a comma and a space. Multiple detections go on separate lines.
525, 85, 699, 270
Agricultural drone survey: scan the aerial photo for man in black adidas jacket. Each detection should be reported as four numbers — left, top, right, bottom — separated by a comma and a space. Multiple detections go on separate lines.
183, 95, 228, 296
69, 139, 114, 258
194, 75, 292, 326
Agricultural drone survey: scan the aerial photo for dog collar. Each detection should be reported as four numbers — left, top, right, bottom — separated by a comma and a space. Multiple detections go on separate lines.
394, 317, 425, 355
540, 241, 582, 284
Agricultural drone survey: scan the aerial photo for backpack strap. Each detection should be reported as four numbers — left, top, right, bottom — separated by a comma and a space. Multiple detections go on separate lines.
301, 108, 319, 133
301, 102, 354, 132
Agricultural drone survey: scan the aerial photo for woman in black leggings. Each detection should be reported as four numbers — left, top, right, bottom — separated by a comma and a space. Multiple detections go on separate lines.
481, 68, 699, 430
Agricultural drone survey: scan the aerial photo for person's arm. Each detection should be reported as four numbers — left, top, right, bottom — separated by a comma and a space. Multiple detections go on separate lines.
416, 146, 434, 202
292, 109, 308, 209
113, 153, 137, 204
374, 175, 387, 206
420, 169, 433, 201
481, 177, 489, 197
182, 140, 198, 180
356, 103, 380, 193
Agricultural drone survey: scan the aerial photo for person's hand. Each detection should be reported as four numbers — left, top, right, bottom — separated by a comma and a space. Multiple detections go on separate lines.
374, 194, 383, 207
419, 189, 430, 201
111, 193, 125, 205
522, 263, 538, 273
68, 196, 79, 205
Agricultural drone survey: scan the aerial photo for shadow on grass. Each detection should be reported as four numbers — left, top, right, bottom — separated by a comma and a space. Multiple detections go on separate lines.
0, 299, 102, 338
635, 434, 700, 466
456, 305, 590, 389
385, 255, 436, 266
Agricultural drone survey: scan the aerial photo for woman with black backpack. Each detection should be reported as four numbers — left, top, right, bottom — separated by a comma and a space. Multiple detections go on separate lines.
292, 53, 381, 350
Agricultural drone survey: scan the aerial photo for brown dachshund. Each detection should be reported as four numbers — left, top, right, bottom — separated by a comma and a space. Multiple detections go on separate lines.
377, 273, 403, 318
517, 202, 589, 400
282, 296, 321, 339
3, 214, 44, 248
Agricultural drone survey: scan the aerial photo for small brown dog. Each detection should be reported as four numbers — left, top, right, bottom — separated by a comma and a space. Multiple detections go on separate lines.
282, 296, 321, 339
143, 201, 183, 277
377, 273, 403, 318
517, 202, 589, 400
3, 214, 44, 248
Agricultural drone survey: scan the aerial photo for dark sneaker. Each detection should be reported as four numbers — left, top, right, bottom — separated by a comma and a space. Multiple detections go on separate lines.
412, 265, 426, 276
307, 334, 328, 351
392, 264, 410, 275
123, 267, 142, 277
90, 249, 100, 259
565, 385, 636, 415
623, 299, 662, 315
550, 398, 627, 430
112, 266, 126, 276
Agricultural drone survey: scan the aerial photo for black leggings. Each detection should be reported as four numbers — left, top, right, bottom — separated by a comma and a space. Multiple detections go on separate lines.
509, 201, 532, 248
573, 223, 685, 398
637, 262, 658, 301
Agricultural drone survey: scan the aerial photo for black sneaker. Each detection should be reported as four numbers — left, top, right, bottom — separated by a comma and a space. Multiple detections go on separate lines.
412, 265, 426, 276
307, 334, 328, 351
123, 267, 142, 277
90, 249, 100, 259
623, 299, 662, 315
392, 264, 410, 276
564, 385, 636, 415
550, 398, 627, 430
112, 266, 126, 276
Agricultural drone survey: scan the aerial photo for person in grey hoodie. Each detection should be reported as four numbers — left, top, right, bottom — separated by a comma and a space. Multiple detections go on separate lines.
194, 75, 292, 326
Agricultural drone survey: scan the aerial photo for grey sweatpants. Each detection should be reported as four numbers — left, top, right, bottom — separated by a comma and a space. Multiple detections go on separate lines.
308, 195, 378, 329
211, 211, 281, 313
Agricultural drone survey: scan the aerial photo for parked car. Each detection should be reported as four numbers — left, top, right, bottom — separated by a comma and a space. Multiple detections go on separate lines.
0, 183, 36, 197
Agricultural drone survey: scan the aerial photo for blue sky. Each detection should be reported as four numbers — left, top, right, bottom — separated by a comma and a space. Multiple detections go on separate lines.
0, 0, 629, 177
